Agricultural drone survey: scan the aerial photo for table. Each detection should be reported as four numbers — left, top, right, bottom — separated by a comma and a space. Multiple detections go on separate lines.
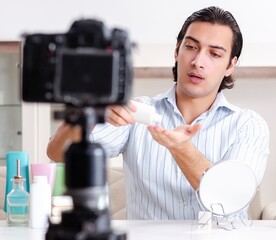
1, 220, 276, 240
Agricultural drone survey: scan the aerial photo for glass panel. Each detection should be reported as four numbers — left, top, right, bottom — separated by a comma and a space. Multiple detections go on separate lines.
0, 42, 22, 165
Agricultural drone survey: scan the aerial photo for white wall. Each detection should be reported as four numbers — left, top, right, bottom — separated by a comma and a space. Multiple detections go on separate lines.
1, 0, 276, 43
1, 0, 276, 66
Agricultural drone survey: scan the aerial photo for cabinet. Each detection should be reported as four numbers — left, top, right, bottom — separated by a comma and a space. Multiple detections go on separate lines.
0, 41, 51, 166
0, 42, 22, 164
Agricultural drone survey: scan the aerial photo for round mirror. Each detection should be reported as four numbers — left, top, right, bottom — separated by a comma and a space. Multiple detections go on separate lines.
197, 160, 257, 217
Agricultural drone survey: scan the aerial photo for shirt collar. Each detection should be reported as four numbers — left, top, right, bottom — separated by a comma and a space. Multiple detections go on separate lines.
209, 91, 240, 113
153, 83, 177, 106
153, 83, 239, 114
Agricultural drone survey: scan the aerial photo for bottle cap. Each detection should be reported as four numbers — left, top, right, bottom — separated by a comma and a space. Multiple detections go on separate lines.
13, 159, 23, 182
33, 175, 48, 183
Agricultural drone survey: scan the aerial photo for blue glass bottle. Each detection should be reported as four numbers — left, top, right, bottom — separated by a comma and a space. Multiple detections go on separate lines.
6, 159, 29, 226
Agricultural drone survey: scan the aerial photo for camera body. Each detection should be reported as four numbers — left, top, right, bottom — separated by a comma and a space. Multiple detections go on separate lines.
22, 19, 132, 107
22, 19, 132, 240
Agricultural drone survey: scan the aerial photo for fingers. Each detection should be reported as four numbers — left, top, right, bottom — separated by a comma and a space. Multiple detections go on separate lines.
106, 99, 142, 126
148, 123, 202, 147
106, 104, 135, 127
127, 100, 137, 112
147, 125, 168, 144
182, 123, 202, 135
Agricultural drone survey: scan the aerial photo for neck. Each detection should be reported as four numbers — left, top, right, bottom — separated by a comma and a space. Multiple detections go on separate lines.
176, 90, 218, 125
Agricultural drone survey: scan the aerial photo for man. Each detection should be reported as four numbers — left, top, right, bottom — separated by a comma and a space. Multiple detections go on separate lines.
47, 6, 269, 220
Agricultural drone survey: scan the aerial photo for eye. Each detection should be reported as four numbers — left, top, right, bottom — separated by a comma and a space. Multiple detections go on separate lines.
210, 52, 221, 58
185, 44, 198, 50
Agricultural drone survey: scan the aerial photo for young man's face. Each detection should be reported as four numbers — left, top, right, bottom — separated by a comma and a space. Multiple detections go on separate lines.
175, 21, 237, 100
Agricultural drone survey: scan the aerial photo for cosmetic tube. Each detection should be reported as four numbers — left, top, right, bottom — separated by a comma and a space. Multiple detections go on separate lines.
131, 100, 162, 125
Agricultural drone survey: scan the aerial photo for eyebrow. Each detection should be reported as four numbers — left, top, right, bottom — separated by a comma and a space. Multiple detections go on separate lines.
184, 36, 227, 52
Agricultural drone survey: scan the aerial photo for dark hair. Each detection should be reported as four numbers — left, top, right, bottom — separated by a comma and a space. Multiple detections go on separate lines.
172, 6, 243, 92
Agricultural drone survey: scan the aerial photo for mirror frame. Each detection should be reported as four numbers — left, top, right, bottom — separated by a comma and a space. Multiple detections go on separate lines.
197, 160, 258, 217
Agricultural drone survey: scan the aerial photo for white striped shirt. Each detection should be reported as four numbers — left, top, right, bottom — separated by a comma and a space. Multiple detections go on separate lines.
91, 84, 269, 220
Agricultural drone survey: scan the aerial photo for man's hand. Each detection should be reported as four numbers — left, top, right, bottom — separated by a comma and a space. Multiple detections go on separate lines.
47, 122, 82, 162
106, 101, 137, 127
147, 123, 202, 150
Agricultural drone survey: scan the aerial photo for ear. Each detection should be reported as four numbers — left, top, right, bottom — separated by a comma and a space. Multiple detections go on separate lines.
225, 56, 238, 77
174, 42, 180, 61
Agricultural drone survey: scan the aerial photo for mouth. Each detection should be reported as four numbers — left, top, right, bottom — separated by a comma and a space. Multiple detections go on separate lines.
188, 72, 205, 84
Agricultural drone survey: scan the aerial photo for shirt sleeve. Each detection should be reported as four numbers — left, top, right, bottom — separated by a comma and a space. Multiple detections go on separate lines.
222, 110, 270, 185
90, 123, 130, 158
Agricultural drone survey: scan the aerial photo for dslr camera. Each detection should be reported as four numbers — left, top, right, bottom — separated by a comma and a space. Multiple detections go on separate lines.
22, 18, 132, 107
22, 19, 132, 240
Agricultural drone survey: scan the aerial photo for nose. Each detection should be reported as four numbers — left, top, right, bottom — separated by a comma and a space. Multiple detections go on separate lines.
191, 51, 205, 69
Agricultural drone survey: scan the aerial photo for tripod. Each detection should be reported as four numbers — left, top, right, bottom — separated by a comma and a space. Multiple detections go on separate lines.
46, 107, 126, 240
